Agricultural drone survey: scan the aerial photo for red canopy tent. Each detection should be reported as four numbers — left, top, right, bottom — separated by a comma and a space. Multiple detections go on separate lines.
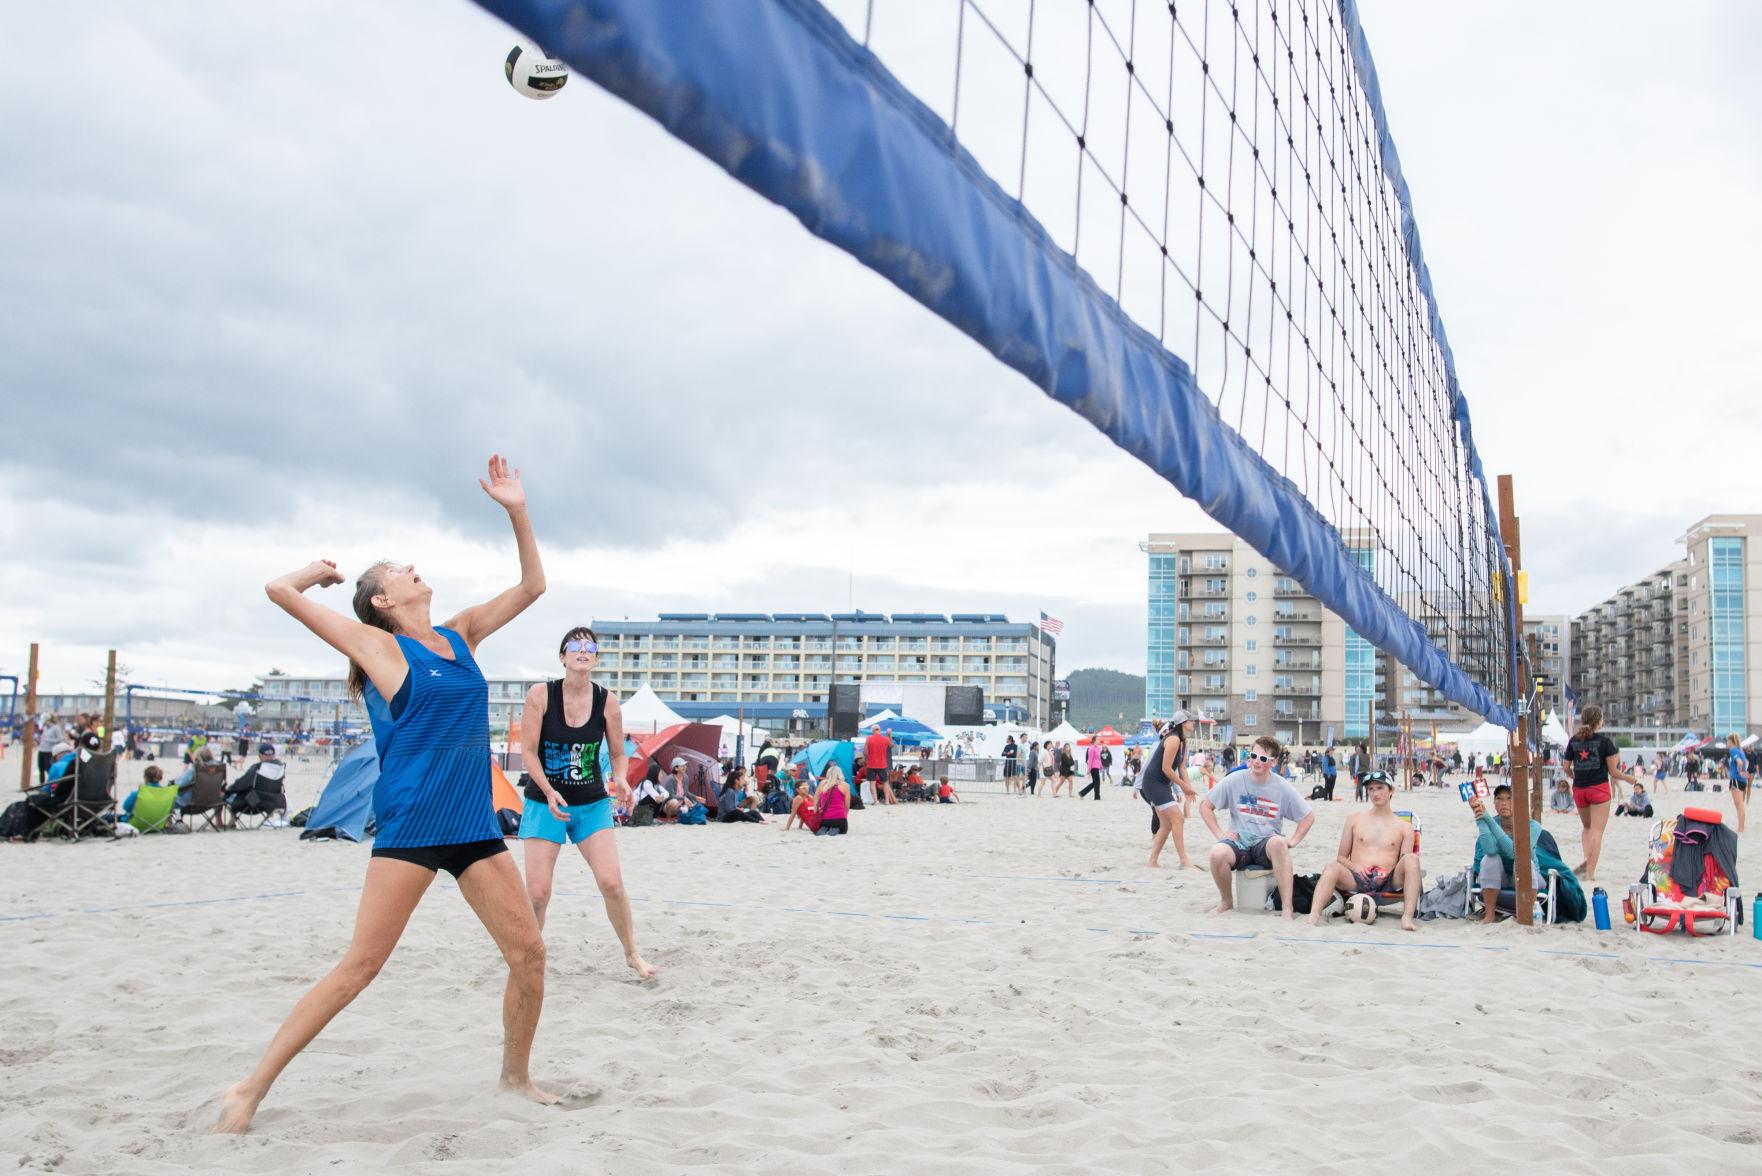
1078, 726, 1125, 746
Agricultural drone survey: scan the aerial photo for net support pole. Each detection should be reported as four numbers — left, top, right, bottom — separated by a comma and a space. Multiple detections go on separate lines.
18, 643, 38, 793
1498, 476, 1536, 925
102, 651, 117, 752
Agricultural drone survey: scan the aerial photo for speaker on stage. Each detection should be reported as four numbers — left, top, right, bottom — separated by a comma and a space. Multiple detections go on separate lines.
945, 685, 983, 727
830, 683, 862, 738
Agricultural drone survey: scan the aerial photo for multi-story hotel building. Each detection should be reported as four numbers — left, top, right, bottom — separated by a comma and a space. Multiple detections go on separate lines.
254, 611, 1056, 737
1571, 514, 1762, 738
1144, 532, 1488, 747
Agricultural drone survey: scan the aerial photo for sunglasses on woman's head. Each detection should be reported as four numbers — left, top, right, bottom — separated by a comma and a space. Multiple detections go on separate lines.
564, 640, 598, 654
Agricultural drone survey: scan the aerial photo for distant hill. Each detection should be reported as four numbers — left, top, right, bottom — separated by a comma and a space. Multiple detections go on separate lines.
1064, 667, 1144, 731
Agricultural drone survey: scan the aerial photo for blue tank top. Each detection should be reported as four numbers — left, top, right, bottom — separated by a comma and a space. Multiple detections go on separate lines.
362, 627, 500, 848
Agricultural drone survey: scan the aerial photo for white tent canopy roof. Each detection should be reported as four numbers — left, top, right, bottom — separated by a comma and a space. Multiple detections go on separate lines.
1041, 720, 1083, 745
1434, 720, 1510, 756
621, 685, 686, 732
858, 709, 900, 728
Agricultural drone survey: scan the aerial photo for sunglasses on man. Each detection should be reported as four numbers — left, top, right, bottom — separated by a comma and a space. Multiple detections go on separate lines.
1247, 752, 1275, 763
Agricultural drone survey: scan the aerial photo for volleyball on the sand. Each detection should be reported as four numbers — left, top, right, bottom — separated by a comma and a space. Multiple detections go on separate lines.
1345, 894, 1379, 925
504, 42, 567, 99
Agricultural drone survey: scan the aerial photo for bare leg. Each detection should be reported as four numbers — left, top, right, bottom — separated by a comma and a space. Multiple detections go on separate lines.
217, 857, 434, 1133
1207, 842, 1236, 913
579, 829, 656, 980
1265, 837, 1295, 921
1479, 888, 1500, 924
1733, 788, 1748, 834
1573, 801, 1594, 876
1399, 855, 1420, 931
1579, 801, 1610, 881
1306, 862, 1349, 926
1145, 804, 1172, 869
523, 836, 564, 930
455, 851, 555, 1105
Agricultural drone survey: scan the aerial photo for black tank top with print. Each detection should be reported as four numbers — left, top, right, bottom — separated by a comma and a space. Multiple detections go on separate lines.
524, 680, 608, 806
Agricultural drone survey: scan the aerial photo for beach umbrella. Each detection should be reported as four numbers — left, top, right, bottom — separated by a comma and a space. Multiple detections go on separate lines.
867, 716, 942, 747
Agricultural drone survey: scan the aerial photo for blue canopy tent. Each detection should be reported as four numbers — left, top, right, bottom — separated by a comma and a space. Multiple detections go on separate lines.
868, 716, 942, 748
299, 739, 378, 842
791, 739, 855, 781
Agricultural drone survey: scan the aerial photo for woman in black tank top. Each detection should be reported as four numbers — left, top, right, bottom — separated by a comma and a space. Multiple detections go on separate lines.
518, 626, 656, 981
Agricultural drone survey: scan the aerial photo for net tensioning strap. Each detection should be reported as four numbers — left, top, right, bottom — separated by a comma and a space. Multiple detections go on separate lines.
474, 0, 1517, 726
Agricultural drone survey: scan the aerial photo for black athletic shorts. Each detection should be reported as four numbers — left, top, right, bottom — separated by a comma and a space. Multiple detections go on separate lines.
372, 838, 508, 879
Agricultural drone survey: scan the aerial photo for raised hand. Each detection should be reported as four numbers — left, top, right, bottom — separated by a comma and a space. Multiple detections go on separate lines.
305, 559, 345, 589
478, 454, 526, 511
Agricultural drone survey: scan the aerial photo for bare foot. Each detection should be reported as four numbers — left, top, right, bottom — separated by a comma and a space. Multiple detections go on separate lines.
1306, 912, 1322, 927
214, 1081, 263, 1135
500, 1077, 562, 1106
1279, 911, 1294, 921
1401, 916, 1417, 932
1145, 857, 1164, 869
1209, 901, 1233, 915
627, 952, 658, 981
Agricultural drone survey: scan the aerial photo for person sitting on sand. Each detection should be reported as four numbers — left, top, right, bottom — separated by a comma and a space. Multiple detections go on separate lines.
631, 771, 679, 825
813, 765, 851, 836
784, 779, 821, 832
1548, 779, 1574, 815
1306, 771, 1419, 931
716, 769, 764, 823
1614, 781, 1653, 818
937, 776, 960, 804
1200, 735, 1316, 920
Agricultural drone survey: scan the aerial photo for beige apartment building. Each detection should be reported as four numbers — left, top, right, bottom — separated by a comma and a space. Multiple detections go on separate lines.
1571, 514, 1762, 738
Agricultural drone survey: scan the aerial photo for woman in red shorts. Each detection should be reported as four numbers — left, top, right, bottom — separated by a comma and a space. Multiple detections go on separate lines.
1559, 704, 1638, 882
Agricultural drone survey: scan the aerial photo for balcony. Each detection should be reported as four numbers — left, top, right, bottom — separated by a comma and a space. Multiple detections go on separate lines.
1273, 683, 1321, 696
1274, 634, 1321, 647
1274, 656, 1321, 670
1274, 584, 1306, 597
1273, 609, 1316, 622
1200, 635, 1228, 646
1189, 585, 1230, 598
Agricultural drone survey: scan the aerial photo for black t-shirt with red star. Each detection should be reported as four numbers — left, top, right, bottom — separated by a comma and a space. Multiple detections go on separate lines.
1564, 734, 1618, 786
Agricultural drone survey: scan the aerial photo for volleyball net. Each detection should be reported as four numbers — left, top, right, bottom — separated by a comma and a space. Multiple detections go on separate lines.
474, 0, 1519, 726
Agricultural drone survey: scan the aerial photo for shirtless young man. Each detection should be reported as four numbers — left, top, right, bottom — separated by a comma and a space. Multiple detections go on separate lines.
1306, 771, 1419, 931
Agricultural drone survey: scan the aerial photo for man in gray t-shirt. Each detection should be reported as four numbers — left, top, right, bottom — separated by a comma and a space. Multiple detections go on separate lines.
1201, 736, 1316, 920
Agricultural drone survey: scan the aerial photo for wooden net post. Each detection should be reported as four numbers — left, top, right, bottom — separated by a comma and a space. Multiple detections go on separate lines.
102, 650, 117, 753
18, 643, 38, 793
1498, 475, 1537, 925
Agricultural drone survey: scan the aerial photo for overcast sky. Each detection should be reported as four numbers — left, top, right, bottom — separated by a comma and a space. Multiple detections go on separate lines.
3, 2, 1758, 695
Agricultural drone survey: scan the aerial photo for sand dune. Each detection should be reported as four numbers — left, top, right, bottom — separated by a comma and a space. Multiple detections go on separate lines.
4, 757, 1761, 1173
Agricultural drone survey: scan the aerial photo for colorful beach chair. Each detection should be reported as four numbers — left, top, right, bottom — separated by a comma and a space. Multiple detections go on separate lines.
1633, 808, 1741, 936
128, 783, 181, 833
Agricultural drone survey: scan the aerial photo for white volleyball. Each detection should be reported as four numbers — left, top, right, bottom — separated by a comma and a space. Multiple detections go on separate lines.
1345, 894, 1378, 924
505, 42, 568, 100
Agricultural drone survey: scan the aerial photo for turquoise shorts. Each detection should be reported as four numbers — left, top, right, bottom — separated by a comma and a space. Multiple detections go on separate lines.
518, 797, 614, 844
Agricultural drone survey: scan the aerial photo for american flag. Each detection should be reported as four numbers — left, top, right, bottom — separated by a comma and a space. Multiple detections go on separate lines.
1039, 611, 1065, 635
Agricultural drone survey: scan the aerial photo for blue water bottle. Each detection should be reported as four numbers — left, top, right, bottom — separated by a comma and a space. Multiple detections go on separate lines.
1592, 887, 1611, 931
1752, 893, 1760, 941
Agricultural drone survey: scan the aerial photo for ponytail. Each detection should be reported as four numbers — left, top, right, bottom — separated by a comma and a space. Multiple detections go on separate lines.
1574, 703, 1603, 743
347, 561, 399, 699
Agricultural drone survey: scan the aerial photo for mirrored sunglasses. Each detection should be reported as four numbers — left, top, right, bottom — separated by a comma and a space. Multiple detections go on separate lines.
564, 640, 599, 654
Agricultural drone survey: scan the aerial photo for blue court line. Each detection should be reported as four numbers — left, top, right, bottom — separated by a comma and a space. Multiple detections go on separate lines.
8, 885, 1757, 973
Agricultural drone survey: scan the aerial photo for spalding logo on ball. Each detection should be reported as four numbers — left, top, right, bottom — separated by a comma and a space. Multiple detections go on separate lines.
505, 42, 568, 100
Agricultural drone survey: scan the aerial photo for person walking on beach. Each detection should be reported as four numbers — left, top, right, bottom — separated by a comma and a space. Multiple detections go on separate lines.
1350, 743, 1370, 801
1142, 711, 1206, 870
1024, 740, 1040, 796
1560, 704, 1637, 881
518, 625, 656, 981
219, 456, 554, 1134
1002, 735, 1020, 794
1079, 739, 1104, 799
1723, 733, 1749, 833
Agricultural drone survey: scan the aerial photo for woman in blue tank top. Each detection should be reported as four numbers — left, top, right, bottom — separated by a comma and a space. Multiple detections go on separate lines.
219, 456, 555, 1134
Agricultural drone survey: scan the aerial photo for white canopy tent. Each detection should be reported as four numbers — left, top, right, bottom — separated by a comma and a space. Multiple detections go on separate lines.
706, 714, 770, 758
1435, 720, 1510, 757
857, 709, 900, 729
1042, 720, 1083, 745
1540, 711, 1570, 747
621, 685, 686, 733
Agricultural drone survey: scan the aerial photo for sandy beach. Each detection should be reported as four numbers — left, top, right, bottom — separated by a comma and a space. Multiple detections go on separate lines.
4, 752, 1761, 1174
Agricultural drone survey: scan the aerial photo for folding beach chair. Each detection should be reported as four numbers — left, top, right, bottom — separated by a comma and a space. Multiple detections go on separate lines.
128, 783, 181, 833
181, 764, 230, 831
227, 761, 289, 830
1467, 829, 1563, 925
36, 752, 117, 841
1632, 808, 1741, 936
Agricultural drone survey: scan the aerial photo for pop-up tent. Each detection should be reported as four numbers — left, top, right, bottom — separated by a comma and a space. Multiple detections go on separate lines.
1079, 726, 1125, 746
624, 722, 723, 789
866, 715, 942, 747
707, 714, 770, 759
301, 740, 379, 842
621, 685, 687, 733
1042, 720, 1082, 745
792, 739, 856, 781
1435, 720, 1511, 757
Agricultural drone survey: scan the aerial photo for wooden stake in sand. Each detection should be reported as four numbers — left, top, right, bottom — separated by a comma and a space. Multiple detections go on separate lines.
1498, 475, 1537, 926
102, 650, 117, 751
18, 643, 38, 793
